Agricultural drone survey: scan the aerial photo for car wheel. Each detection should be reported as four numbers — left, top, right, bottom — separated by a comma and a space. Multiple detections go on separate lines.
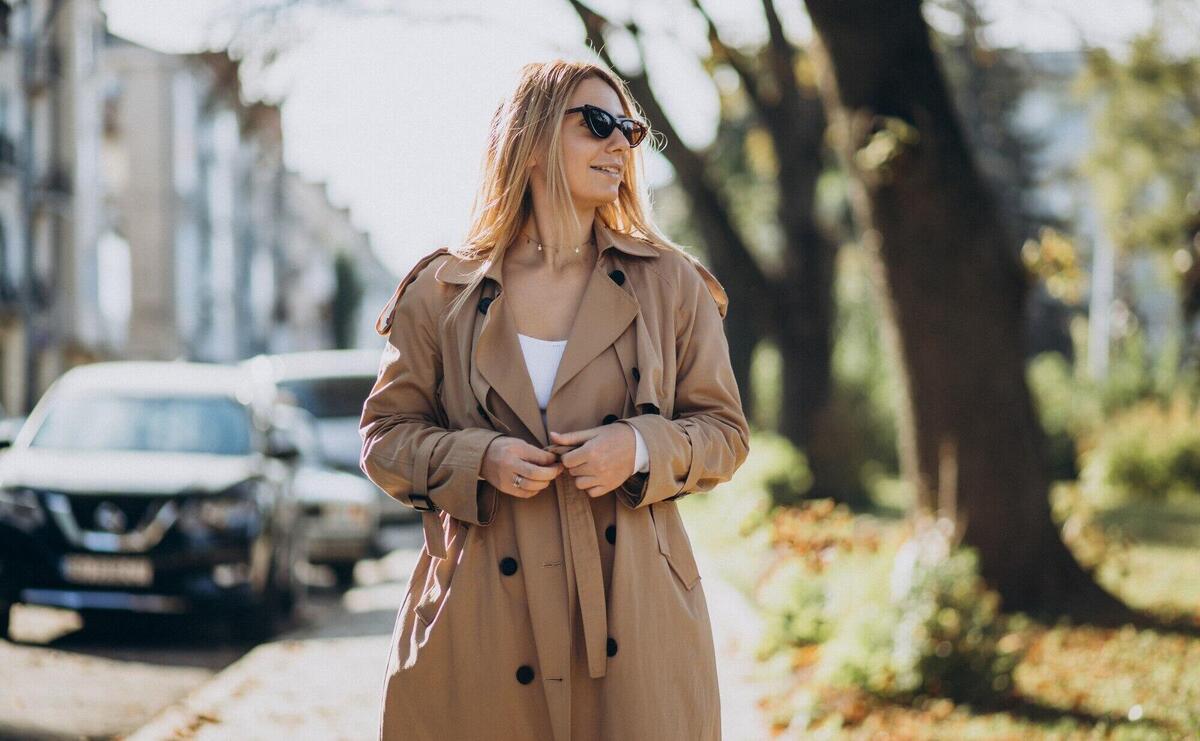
229, 597, 278, 643
331, 562, 357, 588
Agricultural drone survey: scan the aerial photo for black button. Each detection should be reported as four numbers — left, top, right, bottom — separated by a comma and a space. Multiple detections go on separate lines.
602, 414, 618, 425
631, 367, 640, 381
605, 524, 616, 544
606, 637, 618, 657
516, 664, 535, 684
608, 269, 625, 286
478, 296, 493, 314
499, 557, 518, 576
640, 403, 659, 415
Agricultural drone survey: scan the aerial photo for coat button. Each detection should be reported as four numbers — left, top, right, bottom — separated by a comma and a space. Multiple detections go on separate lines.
605, 524, 616, 544
606, 637, 618, 657
499, 557, 518, 576
602, 414, 618, 425
640, 403, 659, 415
516, 664, 535, 684
631, 366, 640, 382
608, 269, 625, 286
478, 296, 493, 314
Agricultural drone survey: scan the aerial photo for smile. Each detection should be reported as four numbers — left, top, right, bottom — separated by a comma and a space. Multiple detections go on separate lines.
590, 165, 621, 177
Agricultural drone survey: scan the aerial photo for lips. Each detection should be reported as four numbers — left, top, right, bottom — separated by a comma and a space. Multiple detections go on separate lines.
591, 165, 622, 177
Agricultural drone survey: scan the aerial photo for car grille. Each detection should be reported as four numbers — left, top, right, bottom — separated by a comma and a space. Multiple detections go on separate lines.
42, 491, 180, 554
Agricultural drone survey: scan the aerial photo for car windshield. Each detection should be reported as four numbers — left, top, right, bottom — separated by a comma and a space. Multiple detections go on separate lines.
276, 377, 374, 419
29, 394, 253, 455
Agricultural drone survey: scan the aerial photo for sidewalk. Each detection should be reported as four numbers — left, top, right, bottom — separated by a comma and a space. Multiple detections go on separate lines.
125, 546, 773, 741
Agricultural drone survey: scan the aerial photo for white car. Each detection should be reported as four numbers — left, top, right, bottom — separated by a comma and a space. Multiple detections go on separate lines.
270, 402, 380, 587
241, 349, 416, 524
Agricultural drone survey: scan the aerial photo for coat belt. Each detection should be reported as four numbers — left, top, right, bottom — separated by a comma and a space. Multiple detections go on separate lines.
559, 478, 609, 679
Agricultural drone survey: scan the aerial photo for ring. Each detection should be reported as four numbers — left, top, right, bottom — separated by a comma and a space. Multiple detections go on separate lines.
513, 473, 523, 487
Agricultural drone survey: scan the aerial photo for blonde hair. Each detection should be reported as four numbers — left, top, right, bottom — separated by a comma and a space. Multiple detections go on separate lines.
445, 58, 686, 320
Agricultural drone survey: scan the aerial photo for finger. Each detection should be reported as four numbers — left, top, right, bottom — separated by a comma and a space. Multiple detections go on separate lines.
520, 443, 560, 466
572, 475, 600, 490
560, 446, 592, 468
509, 478, 542, 497
585, 486, 607, 498
544, 444, 577, 456
520, 462, 562, 481
549, 428, 597, 446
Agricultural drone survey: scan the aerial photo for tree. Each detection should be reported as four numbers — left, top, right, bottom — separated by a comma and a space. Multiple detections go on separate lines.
568, 1, 854, 499
800, 0, 1133, 618
1078, 30, 1200, 370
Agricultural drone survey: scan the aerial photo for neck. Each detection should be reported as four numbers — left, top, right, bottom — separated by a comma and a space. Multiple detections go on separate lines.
519, 209, 597, 269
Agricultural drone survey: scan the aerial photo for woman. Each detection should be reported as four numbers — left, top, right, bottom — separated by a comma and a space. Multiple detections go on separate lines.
359, 59, 750, 741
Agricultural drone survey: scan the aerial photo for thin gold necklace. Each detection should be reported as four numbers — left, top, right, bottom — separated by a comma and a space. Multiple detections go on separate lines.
522, 231, 595, 255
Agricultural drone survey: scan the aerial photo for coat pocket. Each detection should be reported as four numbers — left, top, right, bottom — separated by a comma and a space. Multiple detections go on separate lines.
649, 501, 701, 590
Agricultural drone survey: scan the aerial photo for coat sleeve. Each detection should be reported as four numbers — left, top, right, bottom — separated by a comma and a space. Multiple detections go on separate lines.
359, 252, 506, 525
614, 258, 750, 509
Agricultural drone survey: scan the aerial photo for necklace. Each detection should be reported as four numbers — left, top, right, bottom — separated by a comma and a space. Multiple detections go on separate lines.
522, 231, 595, 255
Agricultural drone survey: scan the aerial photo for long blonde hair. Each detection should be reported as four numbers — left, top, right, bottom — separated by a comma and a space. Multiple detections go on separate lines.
445, 58, 686, 320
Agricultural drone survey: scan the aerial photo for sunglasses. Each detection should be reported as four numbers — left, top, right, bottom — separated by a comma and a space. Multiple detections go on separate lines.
565, 104, 649, 148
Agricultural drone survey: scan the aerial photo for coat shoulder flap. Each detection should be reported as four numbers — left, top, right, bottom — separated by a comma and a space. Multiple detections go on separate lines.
679, 252, 729, 320
374, 247, 453, 336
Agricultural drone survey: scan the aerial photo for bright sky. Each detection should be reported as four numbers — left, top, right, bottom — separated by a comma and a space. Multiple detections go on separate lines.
100, 0, 1163, 277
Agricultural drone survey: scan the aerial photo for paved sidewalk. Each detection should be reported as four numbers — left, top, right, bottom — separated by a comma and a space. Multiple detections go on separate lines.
126, 545, 773, 741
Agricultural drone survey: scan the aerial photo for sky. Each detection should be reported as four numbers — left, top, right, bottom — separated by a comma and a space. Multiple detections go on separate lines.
99, 0, 1164, 277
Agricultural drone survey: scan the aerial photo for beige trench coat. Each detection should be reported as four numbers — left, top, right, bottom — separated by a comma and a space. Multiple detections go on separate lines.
359, 218, 750, 741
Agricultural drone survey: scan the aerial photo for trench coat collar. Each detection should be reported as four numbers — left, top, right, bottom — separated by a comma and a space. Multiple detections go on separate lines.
438, 219, 657, 448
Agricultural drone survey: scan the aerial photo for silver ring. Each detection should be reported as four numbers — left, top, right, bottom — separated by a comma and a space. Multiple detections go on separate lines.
513, 473, 523, 487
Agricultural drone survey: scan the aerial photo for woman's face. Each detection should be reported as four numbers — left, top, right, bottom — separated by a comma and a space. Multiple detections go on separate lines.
544, 77, 631, 209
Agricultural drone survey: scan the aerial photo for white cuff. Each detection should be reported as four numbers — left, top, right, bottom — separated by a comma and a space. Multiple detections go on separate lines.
632, 425, 649, 474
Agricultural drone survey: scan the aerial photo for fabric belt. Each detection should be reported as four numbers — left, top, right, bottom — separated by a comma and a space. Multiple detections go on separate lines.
560, 479, 609, 679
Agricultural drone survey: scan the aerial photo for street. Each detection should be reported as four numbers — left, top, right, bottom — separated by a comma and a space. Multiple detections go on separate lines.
1, 522, 773, 740
0, 524, 424, 741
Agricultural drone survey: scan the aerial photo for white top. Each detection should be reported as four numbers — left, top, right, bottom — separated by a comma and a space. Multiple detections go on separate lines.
517, 332, 648, 475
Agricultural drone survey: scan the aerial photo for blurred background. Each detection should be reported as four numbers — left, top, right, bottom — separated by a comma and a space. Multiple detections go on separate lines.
0, 0, 1198, 738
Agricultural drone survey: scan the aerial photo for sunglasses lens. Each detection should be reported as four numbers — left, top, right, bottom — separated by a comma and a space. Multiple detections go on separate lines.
584, 107, 616, 139
622, 122, 648, 148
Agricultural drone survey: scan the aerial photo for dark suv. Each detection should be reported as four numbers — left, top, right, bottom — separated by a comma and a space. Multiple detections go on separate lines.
0, 361, 306, 641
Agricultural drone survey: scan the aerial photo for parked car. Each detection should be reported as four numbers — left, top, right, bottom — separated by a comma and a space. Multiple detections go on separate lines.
0, 361, 306, 641
271, 402, 380, 587
242, 349, 416, 524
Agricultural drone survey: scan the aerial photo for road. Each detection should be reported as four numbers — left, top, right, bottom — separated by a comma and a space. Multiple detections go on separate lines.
0, 524, 424, 741
1, 522, 774, 740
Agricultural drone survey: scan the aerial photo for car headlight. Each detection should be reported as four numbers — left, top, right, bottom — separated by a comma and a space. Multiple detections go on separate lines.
178, 481, 264, 535
0, 487, 44, 528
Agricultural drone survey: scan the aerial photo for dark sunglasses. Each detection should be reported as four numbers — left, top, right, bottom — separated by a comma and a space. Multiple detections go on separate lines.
565, 104, 649, 148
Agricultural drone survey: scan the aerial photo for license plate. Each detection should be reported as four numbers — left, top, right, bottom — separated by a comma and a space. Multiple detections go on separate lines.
61, 555, 154, 587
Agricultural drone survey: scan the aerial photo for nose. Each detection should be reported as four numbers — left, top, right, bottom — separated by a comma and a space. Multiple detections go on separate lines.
606, 129, 629, 153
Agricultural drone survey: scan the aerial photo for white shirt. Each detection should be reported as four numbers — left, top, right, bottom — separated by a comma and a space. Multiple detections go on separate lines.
517, 332, 649, 475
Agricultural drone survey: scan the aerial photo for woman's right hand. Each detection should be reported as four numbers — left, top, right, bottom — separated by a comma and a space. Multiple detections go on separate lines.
481, 436, 563, 498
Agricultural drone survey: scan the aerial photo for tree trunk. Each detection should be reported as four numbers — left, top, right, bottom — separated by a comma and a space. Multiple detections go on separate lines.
801, 0, 1132, 619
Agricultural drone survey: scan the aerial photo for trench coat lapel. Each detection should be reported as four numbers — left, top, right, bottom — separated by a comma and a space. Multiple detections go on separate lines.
440, 220, 655, 448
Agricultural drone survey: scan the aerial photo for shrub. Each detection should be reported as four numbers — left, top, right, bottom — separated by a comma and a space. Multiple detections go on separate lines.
1079, 394, 1200, 505
756, 503, 1024, 708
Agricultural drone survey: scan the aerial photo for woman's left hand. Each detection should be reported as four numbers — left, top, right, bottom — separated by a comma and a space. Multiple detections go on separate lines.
548, 424, 636, 498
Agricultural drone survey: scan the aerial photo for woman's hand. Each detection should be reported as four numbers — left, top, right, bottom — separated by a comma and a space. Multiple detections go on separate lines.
548, 425, 635, 498
481, 436, 563, 498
